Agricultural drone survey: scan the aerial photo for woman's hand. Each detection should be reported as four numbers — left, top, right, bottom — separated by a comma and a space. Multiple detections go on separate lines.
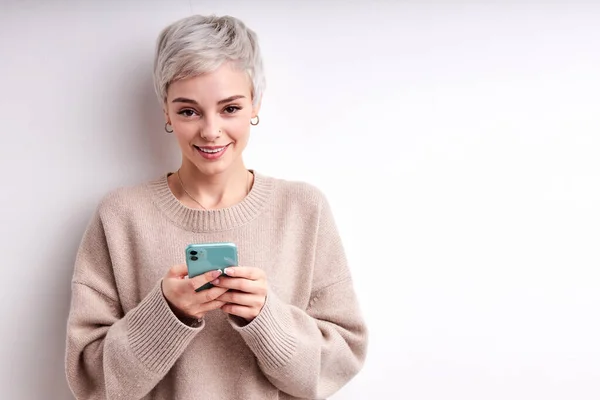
213, 266, 268, 322
162, 264, 228, 321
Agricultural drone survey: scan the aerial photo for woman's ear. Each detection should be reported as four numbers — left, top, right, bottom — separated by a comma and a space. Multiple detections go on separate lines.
163, 103, 170, 124
251, 96, 262, 118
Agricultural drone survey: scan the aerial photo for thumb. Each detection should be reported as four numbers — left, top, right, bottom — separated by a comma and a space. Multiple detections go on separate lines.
166, 263, 188, 279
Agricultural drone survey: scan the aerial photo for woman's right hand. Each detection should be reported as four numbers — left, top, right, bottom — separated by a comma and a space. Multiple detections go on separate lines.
162, 264, 228, 321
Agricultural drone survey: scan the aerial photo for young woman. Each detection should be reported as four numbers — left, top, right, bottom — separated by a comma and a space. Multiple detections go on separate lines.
65, 14, 368, 400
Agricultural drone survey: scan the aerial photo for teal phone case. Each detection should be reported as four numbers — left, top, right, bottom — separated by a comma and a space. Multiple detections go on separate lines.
185, 242, 238, 292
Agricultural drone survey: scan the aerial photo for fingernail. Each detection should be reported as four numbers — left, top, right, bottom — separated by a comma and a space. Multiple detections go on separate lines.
224, 268, 233, 276
212, 278, 220, 285
212, 269, 222, 278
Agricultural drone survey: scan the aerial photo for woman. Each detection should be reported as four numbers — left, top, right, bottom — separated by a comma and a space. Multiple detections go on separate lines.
65, 14, 368, 400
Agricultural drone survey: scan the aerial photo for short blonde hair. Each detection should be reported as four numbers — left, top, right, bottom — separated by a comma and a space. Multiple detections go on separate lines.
153, 14, 265, 107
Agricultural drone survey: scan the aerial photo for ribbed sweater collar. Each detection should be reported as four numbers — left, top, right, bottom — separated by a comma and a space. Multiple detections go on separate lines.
148, 171, 273, 232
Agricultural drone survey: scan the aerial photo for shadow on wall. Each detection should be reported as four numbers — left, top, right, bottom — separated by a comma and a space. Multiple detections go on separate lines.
26, 48, 179, 399
113, 45, 181, 183
128, 59, 181, 181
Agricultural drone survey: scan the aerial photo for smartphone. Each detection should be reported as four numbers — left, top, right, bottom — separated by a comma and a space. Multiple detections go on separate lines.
185, 242, 238, 292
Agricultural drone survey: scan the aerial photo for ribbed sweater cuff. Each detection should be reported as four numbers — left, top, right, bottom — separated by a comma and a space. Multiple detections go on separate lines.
231, 291, 298, 371
126, 282, 203, 374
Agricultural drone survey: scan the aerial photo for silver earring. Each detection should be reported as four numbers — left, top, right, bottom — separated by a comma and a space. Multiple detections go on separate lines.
165, 123, 173, 133
250, 116, 259, 126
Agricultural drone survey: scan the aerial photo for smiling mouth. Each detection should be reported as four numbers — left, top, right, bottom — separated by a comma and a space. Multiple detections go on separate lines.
192, 143, 231, 160
193, 144, 230, 154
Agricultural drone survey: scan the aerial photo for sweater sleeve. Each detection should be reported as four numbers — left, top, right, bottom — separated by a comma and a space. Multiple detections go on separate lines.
229, 192, 369, 399
65, 207, 203, 400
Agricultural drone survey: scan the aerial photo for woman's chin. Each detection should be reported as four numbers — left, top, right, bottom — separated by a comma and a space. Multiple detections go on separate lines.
183, 147, 245, 176
189, 158, 236, 176
194, 163, 227, 176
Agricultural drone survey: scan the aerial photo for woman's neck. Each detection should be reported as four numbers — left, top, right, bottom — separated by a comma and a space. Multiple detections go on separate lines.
170, 161, 253, 210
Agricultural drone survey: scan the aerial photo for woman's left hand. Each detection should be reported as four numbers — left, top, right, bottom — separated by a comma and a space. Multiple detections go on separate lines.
213, 266, 268, 322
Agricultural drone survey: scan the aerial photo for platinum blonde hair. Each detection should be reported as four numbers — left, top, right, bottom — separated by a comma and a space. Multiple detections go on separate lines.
153, 14, 265, 108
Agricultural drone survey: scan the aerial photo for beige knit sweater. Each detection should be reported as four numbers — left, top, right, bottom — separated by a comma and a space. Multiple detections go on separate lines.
65, 171, 368, 400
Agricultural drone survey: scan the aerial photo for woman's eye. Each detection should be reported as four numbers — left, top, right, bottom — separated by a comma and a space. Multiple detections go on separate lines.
223, 106, 241, 114
178, 109, 198, 117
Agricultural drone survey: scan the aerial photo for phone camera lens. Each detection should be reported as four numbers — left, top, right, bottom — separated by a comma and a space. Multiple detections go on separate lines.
191, 256, 198, 261
190, 250, 198, 255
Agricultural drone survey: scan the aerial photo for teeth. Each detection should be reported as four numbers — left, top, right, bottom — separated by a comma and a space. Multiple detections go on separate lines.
197, 146, 226, 154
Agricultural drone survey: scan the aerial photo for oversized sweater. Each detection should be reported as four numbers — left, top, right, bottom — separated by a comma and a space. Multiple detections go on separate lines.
65, 171, 368, 400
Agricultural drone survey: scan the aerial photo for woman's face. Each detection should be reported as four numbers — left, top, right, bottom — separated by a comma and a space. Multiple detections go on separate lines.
164, 62, 259, 177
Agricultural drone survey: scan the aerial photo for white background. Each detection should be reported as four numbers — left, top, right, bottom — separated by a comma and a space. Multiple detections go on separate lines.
1, 1, 599, 399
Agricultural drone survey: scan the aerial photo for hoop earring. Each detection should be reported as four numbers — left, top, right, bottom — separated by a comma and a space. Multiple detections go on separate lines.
165, 123, 173, 133
250, 116, 260, 126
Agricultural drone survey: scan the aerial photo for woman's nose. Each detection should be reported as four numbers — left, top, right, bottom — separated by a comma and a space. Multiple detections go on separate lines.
200, 121, 221, 142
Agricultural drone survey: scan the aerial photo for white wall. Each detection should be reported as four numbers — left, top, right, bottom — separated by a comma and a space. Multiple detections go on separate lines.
1, 1, 599, 399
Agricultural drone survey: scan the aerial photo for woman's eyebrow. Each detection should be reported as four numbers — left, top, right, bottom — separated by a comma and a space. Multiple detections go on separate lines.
217, 95, 246, 105
172, 97, 198, 105
171, 95, 246, 105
